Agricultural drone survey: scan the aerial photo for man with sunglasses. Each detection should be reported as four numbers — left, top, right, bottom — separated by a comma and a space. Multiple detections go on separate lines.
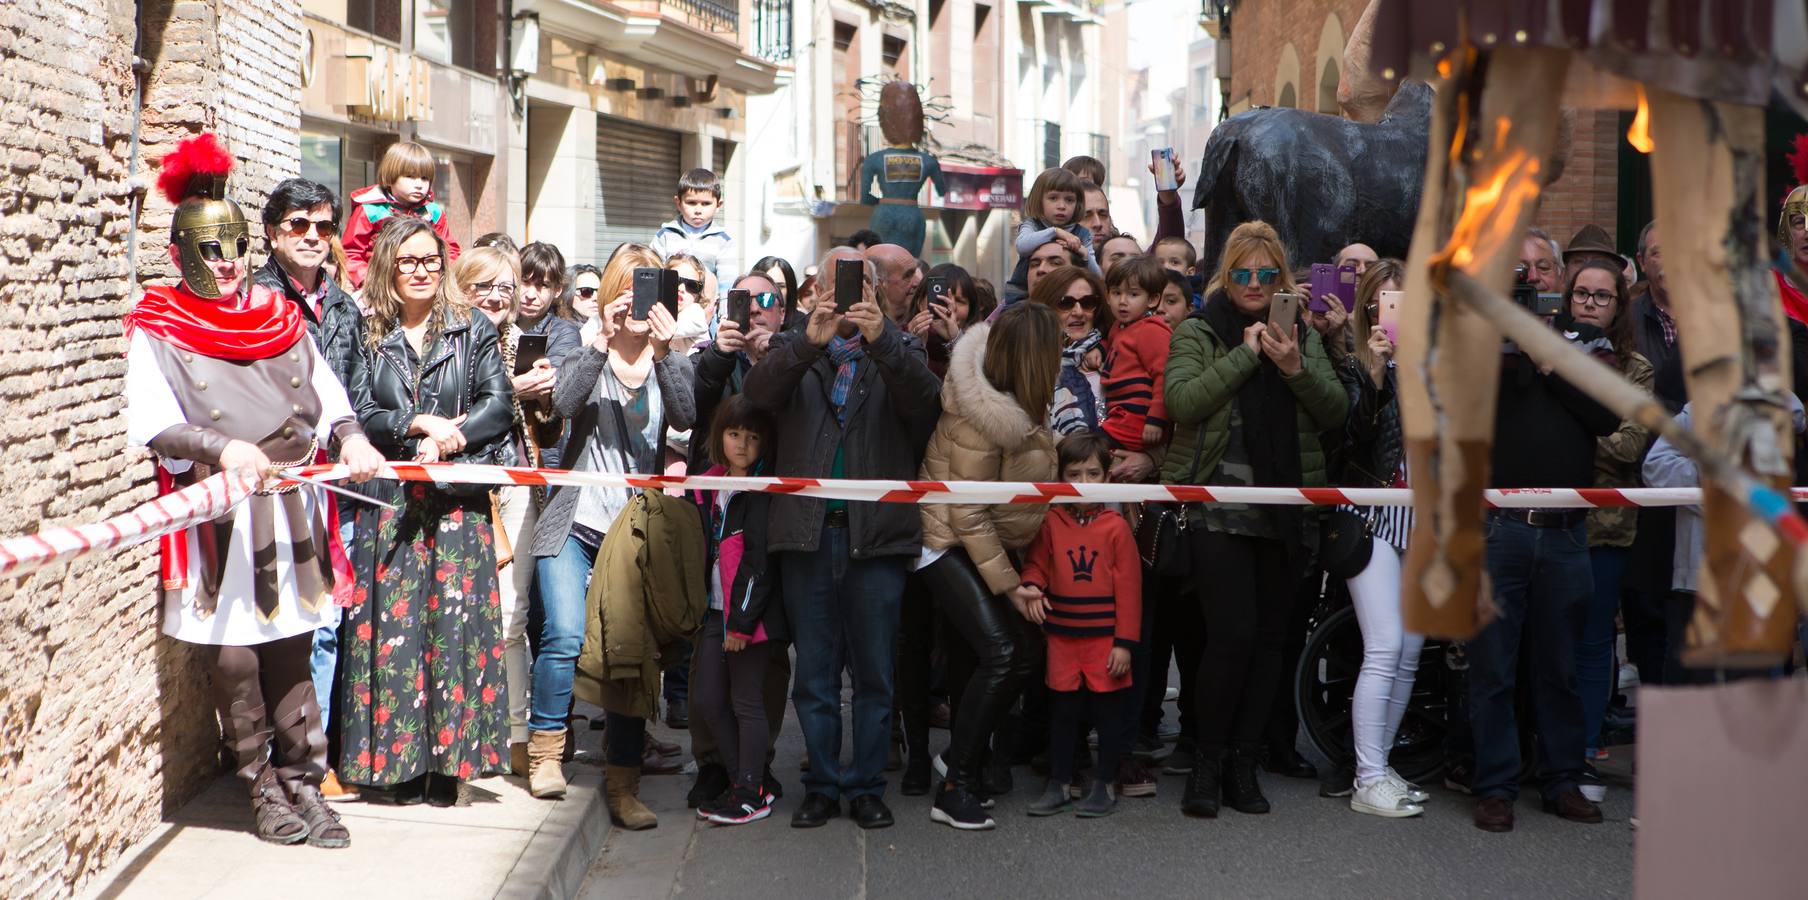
250, 179, 370, 803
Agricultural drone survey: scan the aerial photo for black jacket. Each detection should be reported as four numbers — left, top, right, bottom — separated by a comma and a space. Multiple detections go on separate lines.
348, 312, 515, 462
1631, 292, 1683, 412
253, 257, 364, 393
693, 485, 788, 641
741, 321, 941, 558
1491, 341, 1619, 489
690, 342, 755, 469
1335, 357, 1403, 488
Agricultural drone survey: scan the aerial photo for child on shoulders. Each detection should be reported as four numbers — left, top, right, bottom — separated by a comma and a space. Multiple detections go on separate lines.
1014, 167, 1102, 282
341, 141, 461, 288
1099, 257, 1174, 454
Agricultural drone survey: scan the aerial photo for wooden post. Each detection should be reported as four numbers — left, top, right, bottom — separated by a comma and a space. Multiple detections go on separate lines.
1397, 48, 1571, 639
1647, 90, 1799, 667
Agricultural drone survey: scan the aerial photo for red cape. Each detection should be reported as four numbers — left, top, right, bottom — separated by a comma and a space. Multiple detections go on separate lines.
1776, 269, 1808, 325
125, 283, 305, 360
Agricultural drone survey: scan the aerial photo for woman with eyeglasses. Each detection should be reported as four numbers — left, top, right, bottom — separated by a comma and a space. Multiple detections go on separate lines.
453, 247, 562, 779
1029, 266, 1108, 436
1163, 220, 1347, 820
1564, 258, 1652, 785
339, 217, 517, 807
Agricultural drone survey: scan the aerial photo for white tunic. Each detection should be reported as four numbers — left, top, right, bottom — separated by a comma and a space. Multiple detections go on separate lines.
125, 330, 355, 646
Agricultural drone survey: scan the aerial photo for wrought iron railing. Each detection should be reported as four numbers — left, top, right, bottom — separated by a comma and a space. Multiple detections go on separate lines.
752, 0, 791, 62
663, 0, 738, 35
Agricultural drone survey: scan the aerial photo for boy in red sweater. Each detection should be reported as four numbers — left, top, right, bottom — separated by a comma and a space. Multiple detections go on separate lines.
1099, 257, 1172, 452
1016, 432, 1141, 818
340, 141, 461, 288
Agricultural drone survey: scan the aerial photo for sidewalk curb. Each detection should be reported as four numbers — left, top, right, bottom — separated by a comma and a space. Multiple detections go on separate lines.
497, 766, 610, 900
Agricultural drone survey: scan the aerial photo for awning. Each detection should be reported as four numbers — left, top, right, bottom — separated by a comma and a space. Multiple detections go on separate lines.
939, 163, 1023, 211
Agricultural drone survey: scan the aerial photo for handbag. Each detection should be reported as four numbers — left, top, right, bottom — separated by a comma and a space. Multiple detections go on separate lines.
1138, 422, 1208, 577
1318, 508, 1374, 579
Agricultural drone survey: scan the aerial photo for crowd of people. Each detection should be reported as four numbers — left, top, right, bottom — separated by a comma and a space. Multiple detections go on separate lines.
128, 130, 1808, 852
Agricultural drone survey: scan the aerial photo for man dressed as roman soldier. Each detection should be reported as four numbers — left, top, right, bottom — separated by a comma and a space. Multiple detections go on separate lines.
123, 134, 386, 847
1775, 137, 1808, 325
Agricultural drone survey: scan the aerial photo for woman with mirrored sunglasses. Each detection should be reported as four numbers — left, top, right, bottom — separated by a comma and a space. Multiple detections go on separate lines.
750, 255, 798, 315
1029, 266, 1109, 437
1162, 220, 1347, 820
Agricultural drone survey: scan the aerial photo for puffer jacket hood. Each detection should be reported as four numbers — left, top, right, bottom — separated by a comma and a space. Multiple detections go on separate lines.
940, 322, 1041, 453
918, 323, 1058, 594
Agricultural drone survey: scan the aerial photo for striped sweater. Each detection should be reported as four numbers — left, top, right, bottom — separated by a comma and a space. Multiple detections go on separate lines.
1019, 506, 1141, 648
1099, 313, 1172, 450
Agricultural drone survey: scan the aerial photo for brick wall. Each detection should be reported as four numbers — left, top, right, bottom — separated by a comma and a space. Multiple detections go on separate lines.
0, 1, 300, 895
1533, 109, 1623, 252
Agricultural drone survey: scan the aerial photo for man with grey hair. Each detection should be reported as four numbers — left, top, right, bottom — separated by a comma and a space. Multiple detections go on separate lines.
1520, 227, 1564, 293
864, 243, 923, 326
743, 244, 940, 831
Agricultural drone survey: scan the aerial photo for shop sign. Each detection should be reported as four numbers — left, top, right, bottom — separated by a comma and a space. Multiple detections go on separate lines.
939, 164, 1023, 211
334, 38, 433, 123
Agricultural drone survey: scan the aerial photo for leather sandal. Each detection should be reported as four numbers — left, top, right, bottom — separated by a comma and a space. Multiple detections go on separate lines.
250, 769, 309, 845
291, 783, 351, 849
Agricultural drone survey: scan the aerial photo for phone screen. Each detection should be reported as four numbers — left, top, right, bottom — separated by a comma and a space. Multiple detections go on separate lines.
1377, 290, 1404, 344
834, 259, 864, 313
1335, 262, 1359, 311
514, 333, 548, 375
1152, 148, 1179, 191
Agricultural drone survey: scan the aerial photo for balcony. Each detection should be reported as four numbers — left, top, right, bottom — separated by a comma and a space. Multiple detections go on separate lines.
520, 0, 781, 93
751, 0, 791, 63
1022, 0, 1104, 25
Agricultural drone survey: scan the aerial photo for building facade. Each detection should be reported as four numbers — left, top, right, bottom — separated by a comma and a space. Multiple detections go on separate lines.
2, 0, 305, 895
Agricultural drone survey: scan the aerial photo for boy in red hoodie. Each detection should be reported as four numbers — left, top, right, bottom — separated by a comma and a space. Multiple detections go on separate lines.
1099, 256, 1172, 452
1016, 432, 1141, 818
340, 141, 460, 288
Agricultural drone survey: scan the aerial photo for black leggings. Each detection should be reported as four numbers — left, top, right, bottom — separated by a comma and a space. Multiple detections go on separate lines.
897, 571, 936, 759
693, 611, 775, 789
1050, 688, 1130, 783
919, 548, 1042, 787
1194, 530, 1293, 758
604, 712, 648, 768
1141, 569, 1205, 740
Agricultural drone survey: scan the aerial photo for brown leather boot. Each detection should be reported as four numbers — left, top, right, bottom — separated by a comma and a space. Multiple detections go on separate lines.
510, 741, 530, 778
604, 764, 658, 830
528, 728, 568, 799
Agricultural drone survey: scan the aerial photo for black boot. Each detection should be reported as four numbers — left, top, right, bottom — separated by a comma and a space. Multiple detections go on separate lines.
1180, 752, 1221, 818
1223, 751, 1271, 814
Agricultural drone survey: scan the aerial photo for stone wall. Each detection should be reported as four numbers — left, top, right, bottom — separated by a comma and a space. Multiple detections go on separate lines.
0, 1, 300, 895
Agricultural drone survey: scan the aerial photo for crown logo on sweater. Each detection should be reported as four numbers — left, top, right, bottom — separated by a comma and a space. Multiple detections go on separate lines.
1066, 546, 1099, 581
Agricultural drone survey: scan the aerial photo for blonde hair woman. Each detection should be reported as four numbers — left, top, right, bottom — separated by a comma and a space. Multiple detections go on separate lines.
915, 301, 1062, 830
1161, 219, 1348, 820
339, 216, 515, 806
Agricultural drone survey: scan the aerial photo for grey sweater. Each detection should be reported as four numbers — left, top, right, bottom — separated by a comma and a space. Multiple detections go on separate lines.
530, 345, 695, 558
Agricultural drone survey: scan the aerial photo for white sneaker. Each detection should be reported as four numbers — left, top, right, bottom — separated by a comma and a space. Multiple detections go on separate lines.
1351, 777, 1424, 818
932, 753, 948, 781
1387, 767, 1431, 803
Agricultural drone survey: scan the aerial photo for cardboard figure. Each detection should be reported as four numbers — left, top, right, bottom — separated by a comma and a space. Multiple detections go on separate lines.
857, 81, 946, 257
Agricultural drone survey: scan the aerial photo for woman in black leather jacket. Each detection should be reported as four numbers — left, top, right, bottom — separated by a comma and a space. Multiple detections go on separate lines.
339, 216, 516, 806
1328, 259, 1429, 819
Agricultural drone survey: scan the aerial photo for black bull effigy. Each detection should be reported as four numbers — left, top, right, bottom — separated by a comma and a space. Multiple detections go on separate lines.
1190, 0, 1808, 667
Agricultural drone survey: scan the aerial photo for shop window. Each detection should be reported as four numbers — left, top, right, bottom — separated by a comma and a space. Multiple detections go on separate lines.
347, 0, 403, 43
413, 0, 493, 72
300, 134, 345, 204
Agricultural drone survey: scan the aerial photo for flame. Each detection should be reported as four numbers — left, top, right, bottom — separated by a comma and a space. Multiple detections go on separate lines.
1628, 86, 1653, 154
1435, 116, 1545, 272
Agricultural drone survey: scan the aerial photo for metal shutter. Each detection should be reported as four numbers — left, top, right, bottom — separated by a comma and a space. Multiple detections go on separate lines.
595, 117, 684, 254
713, 140, 735, 180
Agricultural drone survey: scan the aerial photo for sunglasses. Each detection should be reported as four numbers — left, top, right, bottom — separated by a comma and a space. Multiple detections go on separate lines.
197, 237, 250, 261
750, 291, 782, 308
574, 286, 598, 299
394, 255, 443, 275
279, 216, 338, 238
677, 276, 705, 294
1057, 294, 1101, 312
1229, 267, 1281, 286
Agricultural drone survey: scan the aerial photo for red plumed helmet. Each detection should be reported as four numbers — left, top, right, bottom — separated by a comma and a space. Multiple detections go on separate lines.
155, 133, 235, 206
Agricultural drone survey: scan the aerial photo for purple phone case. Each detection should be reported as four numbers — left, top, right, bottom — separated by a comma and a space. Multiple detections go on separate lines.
1336, 263, 1359, 311
1308, 264, 1335, 311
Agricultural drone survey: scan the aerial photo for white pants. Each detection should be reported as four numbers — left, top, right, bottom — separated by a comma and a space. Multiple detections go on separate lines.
1347, 537, 1424, 785
496, 485, 537, 745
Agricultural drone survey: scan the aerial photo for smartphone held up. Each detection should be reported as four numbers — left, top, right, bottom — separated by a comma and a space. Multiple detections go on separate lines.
632, 267, 678, 321
834, 258, 864, 314
1151, 148, 1179, 192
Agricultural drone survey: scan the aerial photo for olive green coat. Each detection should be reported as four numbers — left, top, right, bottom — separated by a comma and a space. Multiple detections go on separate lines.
1160, 310, 1349, 489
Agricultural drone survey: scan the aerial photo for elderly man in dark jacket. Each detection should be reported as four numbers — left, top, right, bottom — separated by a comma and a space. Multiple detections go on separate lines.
250, 176, 368, 799
742, 247, 941, 830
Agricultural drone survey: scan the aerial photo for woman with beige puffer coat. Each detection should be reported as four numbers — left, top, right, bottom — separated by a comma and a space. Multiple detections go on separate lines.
915, 301, 1063, 830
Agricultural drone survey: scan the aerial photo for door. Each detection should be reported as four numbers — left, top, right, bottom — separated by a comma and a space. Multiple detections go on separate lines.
595, 116, 684, 253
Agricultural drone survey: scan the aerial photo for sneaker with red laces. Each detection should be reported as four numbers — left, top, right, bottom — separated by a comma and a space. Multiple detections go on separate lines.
703, 786, 773, 825
1116, 758, 1158, 798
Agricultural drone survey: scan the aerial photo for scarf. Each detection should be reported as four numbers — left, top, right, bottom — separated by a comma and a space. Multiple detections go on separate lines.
1200, 290, 1305, 490
126, 283, 306, 361
827, 333, 866, 422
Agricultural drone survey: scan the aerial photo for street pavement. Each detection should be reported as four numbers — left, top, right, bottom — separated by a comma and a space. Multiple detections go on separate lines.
580, 682, 1636, 900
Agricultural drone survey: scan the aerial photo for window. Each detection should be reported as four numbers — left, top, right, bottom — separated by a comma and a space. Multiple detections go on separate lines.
299, 133, 344, 203
1278, 83, 1296, 108
346, 0, 403, 43
410, 0, 494, 73
752, 0, 791, 63
882, 35, 908, 79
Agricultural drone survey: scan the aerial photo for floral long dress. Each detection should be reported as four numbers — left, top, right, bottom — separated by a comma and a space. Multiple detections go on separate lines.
338, 481, 508, 786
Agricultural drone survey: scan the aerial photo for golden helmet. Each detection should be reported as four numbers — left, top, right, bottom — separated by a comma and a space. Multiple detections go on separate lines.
156, 133, 249, 299
1780, 184, 1808, 252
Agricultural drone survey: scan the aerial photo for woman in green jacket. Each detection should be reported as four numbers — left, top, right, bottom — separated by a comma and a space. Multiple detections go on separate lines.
1162, 220, 1348, 820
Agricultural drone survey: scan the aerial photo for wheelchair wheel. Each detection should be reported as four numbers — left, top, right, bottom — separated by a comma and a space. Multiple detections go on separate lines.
1295, 604, 1451, 784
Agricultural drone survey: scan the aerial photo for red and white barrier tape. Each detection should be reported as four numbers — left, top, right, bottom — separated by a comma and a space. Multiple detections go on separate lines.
2, 461, 1800, 581
0, 470, 257, 580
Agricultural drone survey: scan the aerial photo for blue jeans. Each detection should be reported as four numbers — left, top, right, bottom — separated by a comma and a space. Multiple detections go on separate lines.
312, 516, 356, 724
1579, 545, 1627, 753
1469, 513, 1590, 801
781, 524, 906, 800
530, 536, 595, 733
